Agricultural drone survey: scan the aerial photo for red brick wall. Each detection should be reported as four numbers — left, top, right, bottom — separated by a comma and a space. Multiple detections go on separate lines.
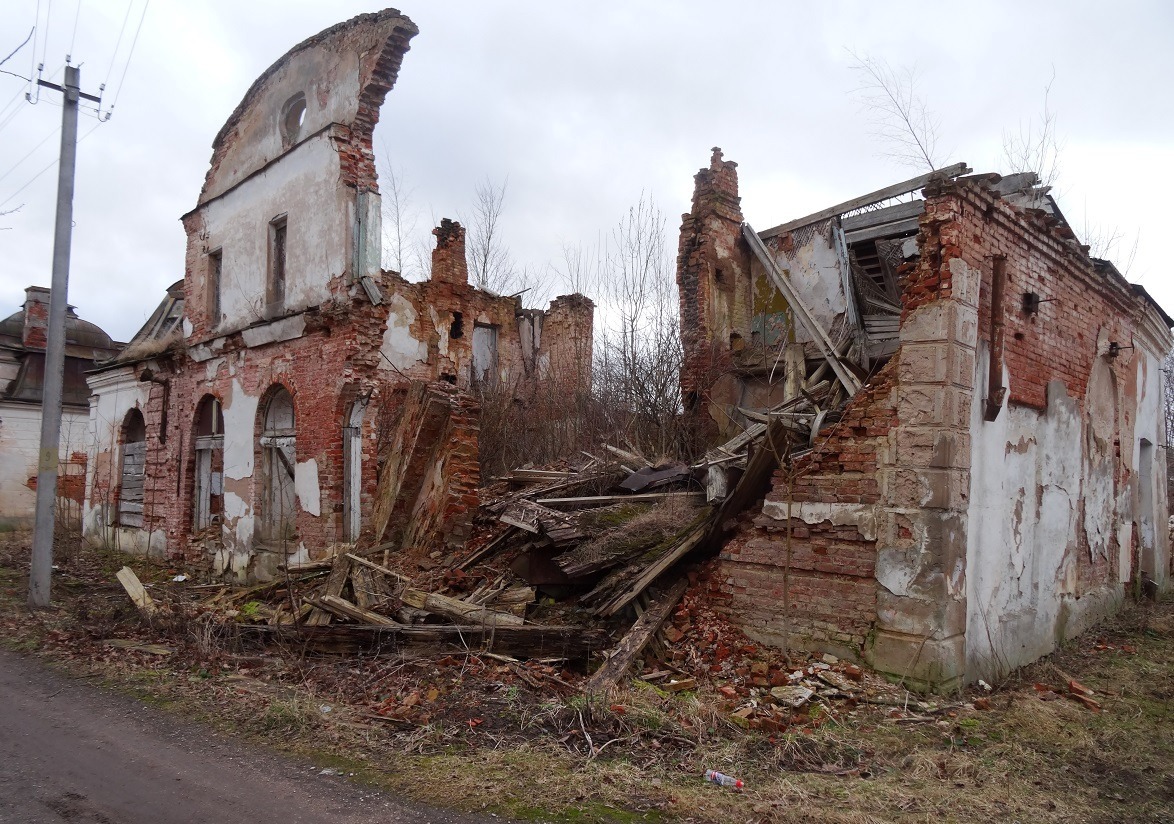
676, 148, 750, 411
712, 360, 898, 652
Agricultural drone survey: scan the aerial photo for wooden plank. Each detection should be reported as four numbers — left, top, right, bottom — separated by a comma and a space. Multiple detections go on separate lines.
350, 564, 378, 611
454, 526, 518, 571
115, 566, 156, 616
596, 521, 709, 617
536, 492, 706, 510
304, 553, 352, 627
602, 444, 650, 468
584, 578, 689, 695
239, 623, 608, 660
345, 552, 411, 583
311, 594, 399, 626
845, 216, 921, 246
840, 198, 925, 232
758, 162, 968, 238
398, 587, 524, 627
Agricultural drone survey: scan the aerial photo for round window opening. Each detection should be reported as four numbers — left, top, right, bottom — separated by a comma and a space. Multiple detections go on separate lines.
280, 93, 307, 142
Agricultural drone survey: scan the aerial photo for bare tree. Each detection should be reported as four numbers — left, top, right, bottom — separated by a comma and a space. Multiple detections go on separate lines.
848, 50, 943, 171
1002, 69, 1063, 188
594, 194, 686, 458
378, 146, 425, 280
466, 177, 515, 294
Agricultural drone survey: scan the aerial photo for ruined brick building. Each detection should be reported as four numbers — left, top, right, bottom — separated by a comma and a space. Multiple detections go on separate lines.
679, 149, 1172, 688
82, 11, 591, 579
0, 287, 121, 526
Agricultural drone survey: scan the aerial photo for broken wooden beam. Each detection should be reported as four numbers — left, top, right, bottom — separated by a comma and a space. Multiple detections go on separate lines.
304, 552, 353, 627
757, 162, 969, 239
399, 587, 524, 627
743, 223, 863, 396
345, 552, 411, 583
455, 526, 518, 571
308, 595, 399, 627
584, 578, 689, 695
116, 566, 157, 616
239, 623, 608, 660
536, 492, 706, 510
595, 520, 709, 617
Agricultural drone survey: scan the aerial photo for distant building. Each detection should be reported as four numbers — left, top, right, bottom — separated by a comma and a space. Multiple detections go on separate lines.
0, 286, 121, 526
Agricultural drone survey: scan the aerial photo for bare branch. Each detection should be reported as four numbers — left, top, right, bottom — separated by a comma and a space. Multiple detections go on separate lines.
466, 177, 515, 294
848, 50, 942, 171
1002, 68, 1063, 187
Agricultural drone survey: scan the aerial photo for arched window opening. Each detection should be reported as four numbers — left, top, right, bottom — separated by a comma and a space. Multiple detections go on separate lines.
342, 399, 366, 543
193, 396, 225, 532
119, 409, 147, 528
259, 387, 297, 543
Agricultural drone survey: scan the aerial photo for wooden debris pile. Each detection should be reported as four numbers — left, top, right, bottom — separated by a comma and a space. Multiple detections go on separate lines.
190, 547, 605, 660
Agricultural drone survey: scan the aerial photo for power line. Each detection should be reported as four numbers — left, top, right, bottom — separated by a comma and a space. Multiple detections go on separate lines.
0, 120, 99, 211
0, 27, 35, 69
106, 0, 149, 118
40, 0, 54, 69
30, 0, 41, 83
68, 0, 82, 58
0, 123, 61, 187
102, 1, 132, 90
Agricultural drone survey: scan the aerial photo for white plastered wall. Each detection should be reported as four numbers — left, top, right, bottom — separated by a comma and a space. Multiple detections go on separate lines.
964, 339, 1167, 683
82, 367, 164, 556
199, 134, 349, 333
0, 402, 90, 523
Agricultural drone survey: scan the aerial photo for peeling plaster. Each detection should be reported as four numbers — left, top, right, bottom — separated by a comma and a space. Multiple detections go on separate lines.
382, 292, 427, 369
294, 457, 321, 517
761, 500, 878, 540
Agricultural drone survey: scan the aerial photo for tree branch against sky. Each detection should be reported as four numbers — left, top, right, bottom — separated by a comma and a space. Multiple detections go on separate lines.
848, 50, 944, 172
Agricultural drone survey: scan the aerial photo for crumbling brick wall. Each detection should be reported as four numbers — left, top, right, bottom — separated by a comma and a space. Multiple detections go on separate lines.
712, 360, 897, 656
712, 173, 1171, 688
676, 148, 752, 417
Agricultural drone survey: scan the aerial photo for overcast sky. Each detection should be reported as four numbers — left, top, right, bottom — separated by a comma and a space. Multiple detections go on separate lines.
1, 1, 1172, 343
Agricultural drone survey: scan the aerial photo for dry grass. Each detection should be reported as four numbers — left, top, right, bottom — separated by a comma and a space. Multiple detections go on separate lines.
0, 533, 1170, 823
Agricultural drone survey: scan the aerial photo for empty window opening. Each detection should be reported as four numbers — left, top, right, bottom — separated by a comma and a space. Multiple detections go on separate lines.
268, 216, 287, 311
258, 386, 297, 543
279, 92, 307, 145
207, 249, 222, 328
119, 409, 147, 528
449, 311, 464, 339
342, 399, 366, 543
193, 396, 225, 533
472, 324, 499, 387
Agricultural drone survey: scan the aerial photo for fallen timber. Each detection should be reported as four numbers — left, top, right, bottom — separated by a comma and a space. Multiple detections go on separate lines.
239, 622, 607, 659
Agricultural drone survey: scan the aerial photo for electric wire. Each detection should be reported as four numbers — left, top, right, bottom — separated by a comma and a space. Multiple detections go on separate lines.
0, 123, 61, 187
68, 0, 82, 58
0, 120, 100, 211
106, 0, 148, 117
102, 1, 133, 93
40, 0, 54, 69
29, 0, 41, 83
0, 27, 35, 70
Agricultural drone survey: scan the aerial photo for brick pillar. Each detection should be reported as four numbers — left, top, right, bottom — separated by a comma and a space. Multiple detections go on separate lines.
431, 219, 468, 286
867, 201, 980, 690
22, 286, 51, 349
675, 148, 748, 423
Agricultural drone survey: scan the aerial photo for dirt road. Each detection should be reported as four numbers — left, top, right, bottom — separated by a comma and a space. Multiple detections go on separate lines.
0, 648, 493, 824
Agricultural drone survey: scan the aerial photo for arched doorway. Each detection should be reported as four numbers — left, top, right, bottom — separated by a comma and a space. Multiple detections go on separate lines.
258, 386, 297, 543
119, 409, 146, 528
193, 395, 224, 532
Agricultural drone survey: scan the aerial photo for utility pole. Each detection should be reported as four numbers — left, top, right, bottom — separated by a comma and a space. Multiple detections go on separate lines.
28, 64, 102, 608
